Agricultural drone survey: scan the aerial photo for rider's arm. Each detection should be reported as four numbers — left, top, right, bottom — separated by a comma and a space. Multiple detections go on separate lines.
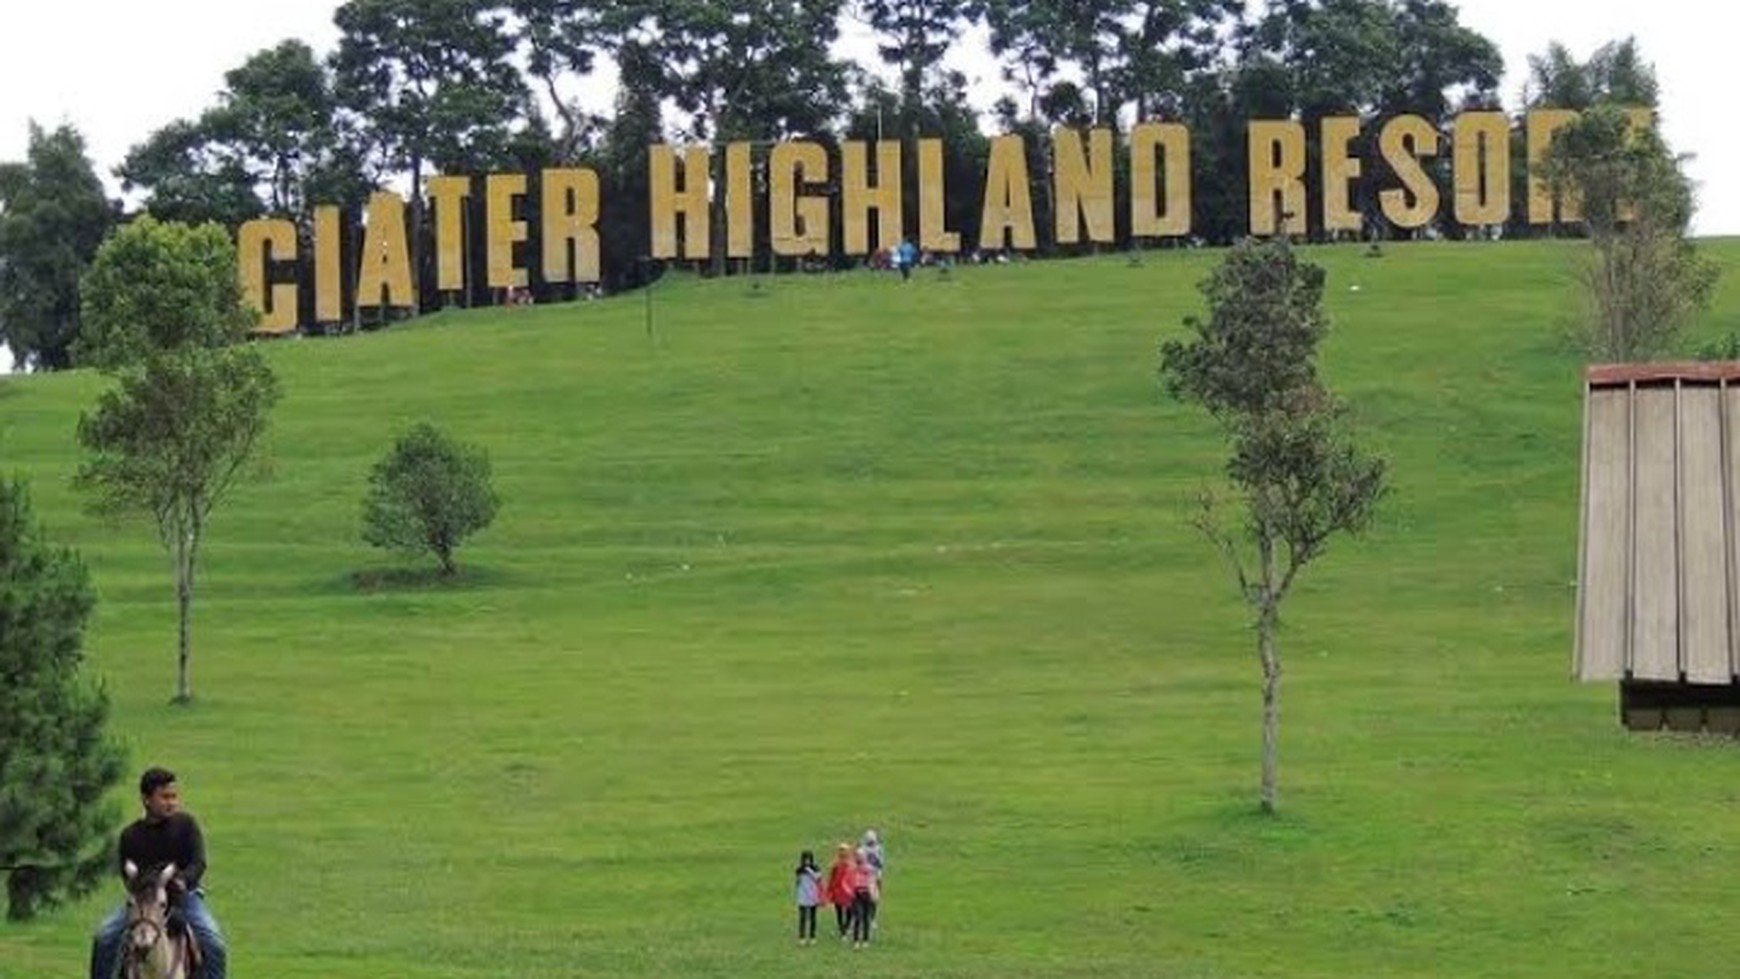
175, 816, 208, 893
114, 824, 138, 879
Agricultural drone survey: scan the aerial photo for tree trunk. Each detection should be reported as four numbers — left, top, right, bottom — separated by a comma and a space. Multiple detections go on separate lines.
1258, 602, 1281, 814
410, 156, 425, 317
1257, 529, 1282, 815
174, 530, 194, 705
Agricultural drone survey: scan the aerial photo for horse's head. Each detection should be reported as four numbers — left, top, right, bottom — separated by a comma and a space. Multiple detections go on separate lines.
122, 861, 176, 954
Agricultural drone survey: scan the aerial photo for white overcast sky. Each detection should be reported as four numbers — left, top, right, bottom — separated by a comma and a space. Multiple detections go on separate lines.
0, 0, 1729, 371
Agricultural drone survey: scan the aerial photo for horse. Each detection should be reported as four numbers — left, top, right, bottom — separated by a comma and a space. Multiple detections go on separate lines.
120, 861, 198, 979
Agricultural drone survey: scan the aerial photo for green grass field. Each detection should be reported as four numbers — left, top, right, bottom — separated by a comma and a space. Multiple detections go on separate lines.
4, 239, 1740, 979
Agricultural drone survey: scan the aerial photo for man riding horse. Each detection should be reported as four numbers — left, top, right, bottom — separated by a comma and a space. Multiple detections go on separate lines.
90, 768, 229, 979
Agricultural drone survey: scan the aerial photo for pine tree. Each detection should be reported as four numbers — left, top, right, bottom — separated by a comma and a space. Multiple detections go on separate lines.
0, 478, 126, 920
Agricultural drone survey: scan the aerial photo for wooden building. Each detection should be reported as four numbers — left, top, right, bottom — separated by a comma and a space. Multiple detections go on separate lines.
1576, 362, 1740, 732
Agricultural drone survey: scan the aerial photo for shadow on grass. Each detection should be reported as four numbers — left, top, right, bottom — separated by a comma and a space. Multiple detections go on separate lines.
1177, 796, 1318, 850
340, 563, 517, 594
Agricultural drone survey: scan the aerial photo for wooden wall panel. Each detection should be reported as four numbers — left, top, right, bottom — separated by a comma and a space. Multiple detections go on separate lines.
1631, 386, 1680, 680
1680, 385, 1731, 682
1578, 387, 1632, 680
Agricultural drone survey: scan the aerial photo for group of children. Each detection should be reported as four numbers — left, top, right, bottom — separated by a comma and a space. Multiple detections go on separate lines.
794, 829, 885, 948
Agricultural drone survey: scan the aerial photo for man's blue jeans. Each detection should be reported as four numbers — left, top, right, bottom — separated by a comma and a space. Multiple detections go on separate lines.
90, 891, 228, 979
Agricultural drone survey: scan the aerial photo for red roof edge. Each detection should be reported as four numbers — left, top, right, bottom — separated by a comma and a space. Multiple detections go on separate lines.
1586, 361, 1740, 386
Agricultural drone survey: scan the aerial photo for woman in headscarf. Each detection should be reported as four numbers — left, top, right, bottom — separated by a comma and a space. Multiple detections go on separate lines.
849, 850, 879, 947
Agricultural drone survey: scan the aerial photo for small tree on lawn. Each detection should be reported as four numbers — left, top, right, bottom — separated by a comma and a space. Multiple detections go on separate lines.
1539, 104, 1718, 362
0, 478, 127, 920
75, 216, 281, 705
1159, 237, 1388, 814
362, 422, 500, 576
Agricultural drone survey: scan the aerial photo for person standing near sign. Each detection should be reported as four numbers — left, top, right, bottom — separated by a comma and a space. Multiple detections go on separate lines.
895, 239, 918, 281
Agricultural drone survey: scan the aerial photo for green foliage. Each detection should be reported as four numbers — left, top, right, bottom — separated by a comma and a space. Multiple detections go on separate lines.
75, 217, 257, 370
362, 423, 500, 576
1527, 36, 1658, 109
506, 0, 627, 162
205, 39, 347, 216
1161, 237, 1328, 417
0, 123, 116, 371
76, 347, 282, 529
118, 37, 376, 222
592, 40, 663, 290
641, 0, 849, 144
863, 0, 986, 103
0, 478, 126, 921
987, 0, 1243, 128
1539, 104, 1720, 361
1694, 330, 1740, 362
115, 120, 266, 229
333, 0, 531, 185
1159, 239, 1386, 586
1245, 0, 1500, 119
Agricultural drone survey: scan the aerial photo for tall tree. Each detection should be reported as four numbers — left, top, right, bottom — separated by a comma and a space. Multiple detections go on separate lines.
640, 0, 849, 143
1527, 37, 1658, 110
1246, 0, 1401, 120
119, 41, 374, 225
1539, 105, 1718, 361
1118, 0, 1245, 122
987, 1, 1123, 127
1177, 62, 1283, 245
333, 0, 531, 185
595, 39, 664, 290
205, 40, 352, 216
1509, 37, 1658, 242
988, 0, 1242, 129
74, 217, 281, 705
635, 0, 847, 272
332, 0, 531, 308
984, 0, 1060, 122
858, 0, 985, 107
0, 478, 127, 920
115, 121, 267, 229
1159, 238, 1387, 813
507, 0, 627, 163
0, 124, 116, 371
1380, 0, 1500, 120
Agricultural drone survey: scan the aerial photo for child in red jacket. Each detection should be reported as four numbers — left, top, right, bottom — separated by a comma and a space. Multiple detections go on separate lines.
824, 842, 857, 940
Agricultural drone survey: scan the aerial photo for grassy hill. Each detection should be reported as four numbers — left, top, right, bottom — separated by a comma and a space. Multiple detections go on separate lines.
3, 239, 1740, 979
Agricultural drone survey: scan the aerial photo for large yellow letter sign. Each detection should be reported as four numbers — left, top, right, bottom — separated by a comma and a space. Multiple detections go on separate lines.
237, 218, 298, 334
356, 191, 415, 311
980, 135, 1037, 251
1248, 121, 1307, 236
